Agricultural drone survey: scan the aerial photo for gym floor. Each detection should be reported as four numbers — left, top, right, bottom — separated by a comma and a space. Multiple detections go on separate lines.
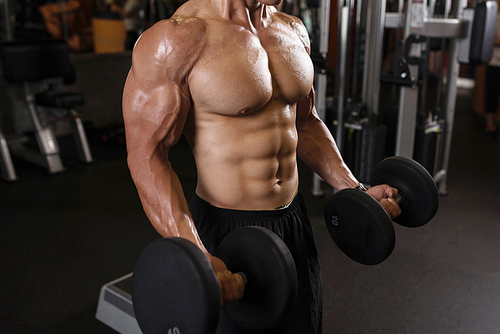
1, 87, 499, 334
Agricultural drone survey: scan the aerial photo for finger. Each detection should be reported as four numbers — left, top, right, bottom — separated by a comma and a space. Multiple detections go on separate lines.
223, 271, 237, 304
381, 198, 401, 219
388, 197, 401, 218
377, 184, 396, 198
367, 184, 395, 201
387, 187, 399, 198
388, 197, 402, 217
225, 271, 244, 303
217, 271, 233, 305
217, 272, 226, 305
218, 271, 244, 305
382, 198, 398, 219
234, 273, 245, 297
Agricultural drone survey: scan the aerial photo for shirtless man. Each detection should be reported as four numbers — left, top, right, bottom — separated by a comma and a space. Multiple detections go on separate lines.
123, 0, 401, 332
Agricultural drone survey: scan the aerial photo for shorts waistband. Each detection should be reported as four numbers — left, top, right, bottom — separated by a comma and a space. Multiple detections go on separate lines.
190, 191, 302, 221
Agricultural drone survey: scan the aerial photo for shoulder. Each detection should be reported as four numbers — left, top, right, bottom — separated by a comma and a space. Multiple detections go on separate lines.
270, 9, 311, 53
130, 14, 208, 83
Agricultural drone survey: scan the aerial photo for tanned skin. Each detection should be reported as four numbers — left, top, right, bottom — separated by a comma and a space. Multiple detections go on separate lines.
123, 0, 401, 305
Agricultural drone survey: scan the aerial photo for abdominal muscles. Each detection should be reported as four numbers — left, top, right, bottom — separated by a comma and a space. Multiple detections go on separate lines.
191, 103, 300, 210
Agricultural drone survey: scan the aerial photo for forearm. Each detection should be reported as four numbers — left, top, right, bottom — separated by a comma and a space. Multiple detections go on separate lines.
129, 149, 208, 254
297, 116, 359, 191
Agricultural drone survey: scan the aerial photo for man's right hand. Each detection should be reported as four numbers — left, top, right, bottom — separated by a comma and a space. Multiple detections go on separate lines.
208, 255, 245, 305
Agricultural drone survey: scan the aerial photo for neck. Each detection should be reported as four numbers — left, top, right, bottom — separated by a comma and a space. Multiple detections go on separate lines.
216, 0, 269, 32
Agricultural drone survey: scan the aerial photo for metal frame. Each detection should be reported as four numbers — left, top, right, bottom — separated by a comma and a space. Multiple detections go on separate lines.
312, 0, 333, 196
362, 0, 387, 123
394, 0, 424, 159
394, 0, 469, 194
0, 128, 17, 181
436, 0, 468, 195
0, 0, 13, 41
311, 0, 473, 196
6, 82, 94, 176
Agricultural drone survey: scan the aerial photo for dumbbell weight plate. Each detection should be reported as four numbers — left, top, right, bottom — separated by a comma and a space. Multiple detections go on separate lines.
371, 156, 439, 227
216, 226, 298, 330
132, 237, 220, 334
324, 189, 396, 265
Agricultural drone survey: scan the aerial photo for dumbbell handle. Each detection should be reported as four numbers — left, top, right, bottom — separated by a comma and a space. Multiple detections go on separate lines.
394, 194, 402, 204
393, 192, 408, 210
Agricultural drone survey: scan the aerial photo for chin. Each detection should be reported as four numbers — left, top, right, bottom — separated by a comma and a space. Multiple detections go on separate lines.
261, 0, 283, 7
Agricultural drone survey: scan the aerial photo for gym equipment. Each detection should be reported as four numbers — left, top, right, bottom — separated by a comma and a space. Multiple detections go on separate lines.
324, 156, 439, 265
138, 0, 167, 35
413, 1, 449, 178
411, 0, 497, 179
380, 0, 410, 159
310, 0, 332, 196
215, 227, 298, 330
405, 29, 442, 178
325, 187, 395, 265
133, 237, 220, 334
312, 0, 497, 197
0, 0, 14, 41
413, 118, 447, 177
0, 40, 93, 178
132, 226, 298, 334
343, 120, 387, 184
380, 60, 416, 87
329, 0, 388, 184
371, 156, 439, 227
0, 129, 17, 181
96, 273, 142, 334
404, 34, 428, 66
460, 0, 498, 65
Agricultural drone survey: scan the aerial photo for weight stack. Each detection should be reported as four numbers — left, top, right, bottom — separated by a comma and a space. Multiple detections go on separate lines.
357, 124, 387, 184
342, 122, 387, 184
413, 119, 446, 177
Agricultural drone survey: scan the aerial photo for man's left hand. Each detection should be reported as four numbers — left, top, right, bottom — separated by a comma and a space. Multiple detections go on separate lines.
366, 184, 401, 220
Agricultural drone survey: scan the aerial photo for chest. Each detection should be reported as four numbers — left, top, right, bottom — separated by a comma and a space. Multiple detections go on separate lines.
188, 23, 314, 115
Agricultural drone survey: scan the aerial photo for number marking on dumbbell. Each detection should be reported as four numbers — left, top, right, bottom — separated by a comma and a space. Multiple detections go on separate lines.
330, 210, 340, 230
167, 327, 181, 334
324, 156, 439, 265
325, 189, 396, 265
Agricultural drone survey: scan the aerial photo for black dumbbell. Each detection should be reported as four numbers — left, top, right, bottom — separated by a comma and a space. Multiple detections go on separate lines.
324, 156, 439, 265
132, 226, 298, 333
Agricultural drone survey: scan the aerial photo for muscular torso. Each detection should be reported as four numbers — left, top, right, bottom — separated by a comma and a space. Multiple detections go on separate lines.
181, 6, 314, 210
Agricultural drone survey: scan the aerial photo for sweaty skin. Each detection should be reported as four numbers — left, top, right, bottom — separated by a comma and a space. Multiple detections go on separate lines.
123, 0, 400, 305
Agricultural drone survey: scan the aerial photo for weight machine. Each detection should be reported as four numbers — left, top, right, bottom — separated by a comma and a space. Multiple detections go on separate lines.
311, 0, 497, 196
0, 40, 94, 181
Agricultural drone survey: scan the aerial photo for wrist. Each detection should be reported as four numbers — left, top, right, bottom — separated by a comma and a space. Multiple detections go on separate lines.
355, 183, 368, 192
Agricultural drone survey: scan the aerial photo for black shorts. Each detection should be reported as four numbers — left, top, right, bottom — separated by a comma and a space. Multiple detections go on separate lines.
189, 193, 323, 334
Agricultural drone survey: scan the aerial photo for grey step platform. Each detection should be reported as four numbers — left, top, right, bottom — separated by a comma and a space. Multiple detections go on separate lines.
96, 273, 142, 334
